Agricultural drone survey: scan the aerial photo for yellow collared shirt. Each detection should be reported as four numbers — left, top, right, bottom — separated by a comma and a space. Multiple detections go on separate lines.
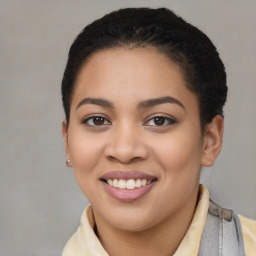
62, 185, 256, 255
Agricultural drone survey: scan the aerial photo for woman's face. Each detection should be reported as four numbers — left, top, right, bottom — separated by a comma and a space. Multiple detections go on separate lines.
63, 47, 210, 231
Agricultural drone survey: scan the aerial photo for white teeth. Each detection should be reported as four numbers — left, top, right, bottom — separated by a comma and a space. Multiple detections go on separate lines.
141, 179, 147, 186
135, 179, 142, 188
113, 179, 118, 188
127, 179, 136, 189
106, 178, 153, 189
118, 179, 126, 189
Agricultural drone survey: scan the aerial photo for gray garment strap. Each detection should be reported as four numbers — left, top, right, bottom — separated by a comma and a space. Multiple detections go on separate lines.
198, 200, 246, 256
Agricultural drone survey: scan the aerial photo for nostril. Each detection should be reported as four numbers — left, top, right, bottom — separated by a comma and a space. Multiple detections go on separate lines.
106, 155, 121, 162
104, 135, 149, 164
106, 154, 136, 164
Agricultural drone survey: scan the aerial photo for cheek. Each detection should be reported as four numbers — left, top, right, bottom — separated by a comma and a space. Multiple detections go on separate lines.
67, 130, 105, 191
68, 127, 104, 163
152, 130, 203, 178
148, 131, 203, 215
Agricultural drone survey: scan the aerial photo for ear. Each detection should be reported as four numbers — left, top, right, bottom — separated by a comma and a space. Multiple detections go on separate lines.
62, 120, 70, 160
201, 115, 224, 167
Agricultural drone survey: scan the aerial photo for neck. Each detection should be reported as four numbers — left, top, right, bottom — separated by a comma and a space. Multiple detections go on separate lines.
94, 186, 200, 256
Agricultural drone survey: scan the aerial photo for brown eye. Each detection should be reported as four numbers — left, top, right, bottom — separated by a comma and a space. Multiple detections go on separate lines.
154, 117, 165, 126
82, 116, 110, 126
146, 116, 176, 127
93, 117, 105, 125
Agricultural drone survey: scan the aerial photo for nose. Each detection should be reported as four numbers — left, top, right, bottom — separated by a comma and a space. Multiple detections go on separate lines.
104, 124, 148, 164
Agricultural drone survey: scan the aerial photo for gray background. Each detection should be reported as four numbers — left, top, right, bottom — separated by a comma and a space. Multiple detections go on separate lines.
0, 0, 255, 255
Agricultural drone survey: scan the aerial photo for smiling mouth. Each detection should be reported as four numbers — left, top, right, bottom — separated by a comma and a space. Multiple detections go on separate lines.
100, 178, 158, 190
100, 171, 158, 201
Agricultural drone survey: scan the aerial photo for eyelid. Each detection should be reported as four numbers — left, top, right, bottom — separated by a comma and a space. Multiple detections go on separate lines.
81, 114, 111, 126
81, 113, 176, 127
144, 114, 177, 126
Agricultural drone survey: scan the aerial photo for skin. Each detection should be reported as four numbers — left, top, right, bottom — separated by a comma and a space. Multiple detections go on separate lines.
62, 47, 224, 256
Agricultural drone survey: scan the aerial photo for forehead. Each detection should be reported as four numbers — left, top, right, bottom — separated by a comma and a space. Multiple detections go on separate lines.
72, 47, 198, 111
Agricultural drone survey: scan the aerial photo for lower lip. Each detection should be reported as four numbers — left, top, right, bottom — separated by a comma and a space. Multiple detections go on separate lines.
103, 181, 156, 202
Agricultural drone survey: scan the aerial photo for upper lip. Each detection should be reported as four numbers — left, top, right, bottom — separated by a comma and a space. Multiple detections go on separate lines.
101, 170, 157, 181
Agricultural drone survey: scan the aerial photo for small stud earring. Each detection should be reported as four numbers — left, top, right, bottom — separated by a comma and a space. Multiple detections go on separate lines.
66, 159, 71, 167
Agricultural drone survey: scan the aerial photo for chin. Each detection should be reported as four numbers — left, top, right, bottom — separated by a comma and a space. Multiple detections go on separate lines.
113, 216, 155, 232
99, 204, 159, 232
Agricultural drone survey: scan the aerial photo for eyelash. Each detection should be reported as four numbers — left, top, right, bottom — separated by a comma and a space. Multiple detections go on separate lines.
82, 115, 111, 126
82, 115, 176, 128
145, 116, 176, 127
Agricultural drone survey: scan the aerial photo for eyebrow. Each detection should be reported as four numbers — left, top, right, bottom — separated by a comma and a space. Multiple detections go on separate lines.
76, 96, 185, 110
138, 96, 185, 110
76, 97, 114, 109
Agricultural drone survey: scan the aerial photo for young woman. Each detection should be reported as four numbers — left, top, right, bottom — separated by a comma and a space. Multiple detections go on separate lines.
61, 8, 256, 256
